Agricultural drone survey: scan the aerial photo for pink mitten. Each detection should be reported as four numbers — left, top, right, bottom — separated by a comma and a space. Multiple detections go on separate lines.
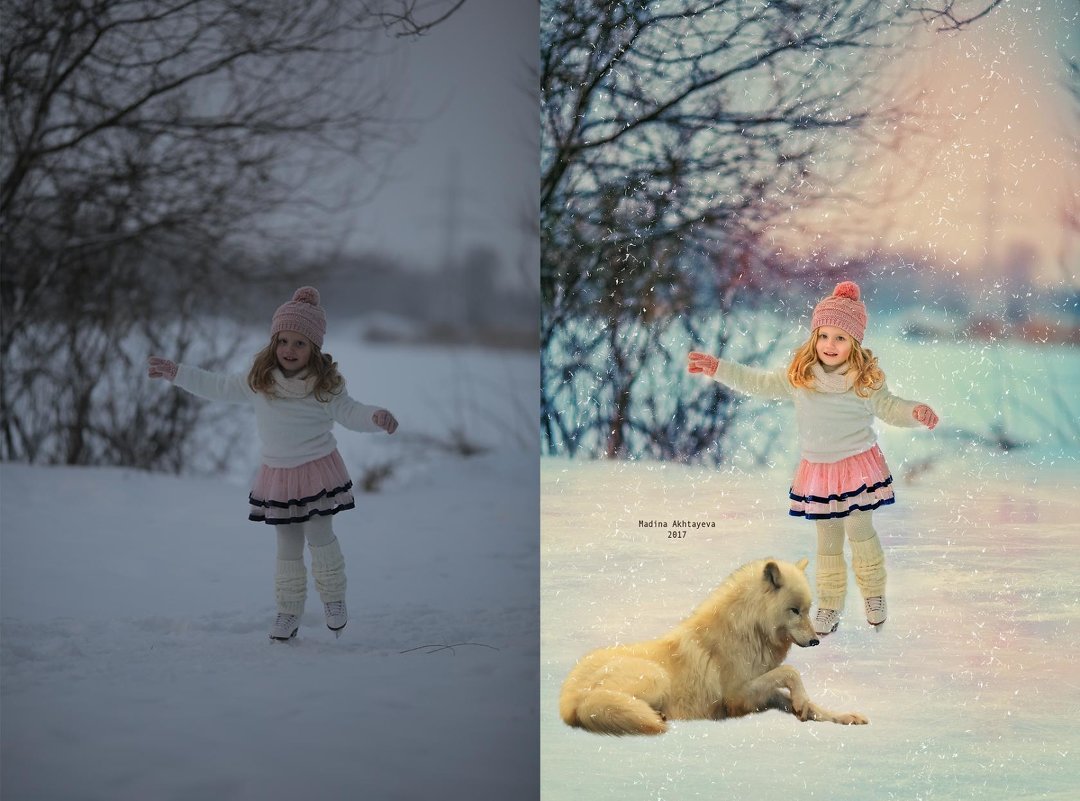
372, 409, 398, 434
147, 357, 178, 381
687, 351, 719, 376
912, 404, 938, 430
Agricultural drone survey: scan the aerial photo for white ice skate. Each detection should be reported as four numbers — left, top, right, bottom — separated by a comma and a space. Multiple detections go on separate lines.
813, 607, 841, 636
865, 596, 887, 627
324, 601, 347, 636
269, 613, 300, 641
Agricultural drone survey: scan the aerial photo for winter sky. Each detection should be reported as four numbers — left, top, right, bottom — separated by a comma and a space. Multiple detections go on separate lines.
336, 0, 538, 285
304, 0, 1075, 287
804, 0, 1079, 283
885, 1, 1076, 277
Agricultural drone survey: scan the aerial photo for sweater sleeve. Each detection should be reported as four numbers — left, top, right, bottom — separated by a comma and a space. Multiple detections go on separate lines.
173, 364, 253, 404
326, 388, 383, 433
710, 359, 793, 400
869, 381, 921, 428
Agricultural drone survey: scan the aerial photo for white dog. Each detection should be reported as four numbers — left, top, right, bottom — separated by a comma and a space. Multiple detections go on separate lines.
559, 558, 868, 734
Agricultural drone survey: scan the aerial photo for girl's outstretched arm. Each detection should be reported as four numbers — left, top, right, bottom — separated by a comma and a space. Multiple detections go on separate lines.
147, 357, 252, 404
870, 383, 935, 429
687, 351, 792, 400
327, 390, 397, 435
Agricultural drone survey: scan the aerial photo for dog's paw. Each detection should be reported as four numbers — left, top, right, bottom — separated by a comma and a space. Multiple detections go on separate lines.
837, 711, 869, 725
791, 694, 813, 721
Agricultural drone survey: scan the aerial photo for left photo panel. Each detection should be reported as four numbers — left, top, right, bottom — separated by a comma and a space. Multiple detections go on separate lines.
0, 2, 540, 799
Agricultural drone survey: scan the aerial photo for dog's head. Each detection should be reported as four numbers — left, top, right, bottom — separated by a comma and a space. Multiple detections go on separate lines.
762, 559, 819, 648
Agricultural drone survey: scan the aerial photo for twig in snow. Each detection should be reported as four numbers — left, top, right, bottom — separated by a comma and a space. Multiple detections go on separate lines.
400, 641, 500, 655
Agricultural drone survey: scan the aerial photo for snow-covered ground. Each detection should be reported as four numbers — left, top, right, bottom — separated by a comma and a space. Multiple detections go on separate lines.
541, 453, 1080, 800
540, 328, 1080, 800
1, 334, 539, 801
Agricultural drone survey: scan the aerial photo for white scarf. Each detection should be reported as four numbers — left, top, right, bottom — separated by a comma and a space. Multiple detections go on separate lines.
811, 363, 855, 394
271, 368, 317, 399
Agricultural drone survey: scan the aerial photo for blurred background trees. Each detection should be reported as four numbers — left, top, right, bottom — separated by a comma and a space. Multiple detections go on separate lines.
0, 0, 465, 470
540, 0, 1012, 462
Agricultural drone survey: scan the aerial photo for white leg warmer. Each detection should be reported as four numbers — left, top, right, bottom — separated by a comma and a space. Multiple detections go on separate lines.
309, 536, 347, 604
846, 512, 887, 598
849, 535, 886, 598
275, 558, 308, 616
816, 554, 848, 610
815, 519, 847, 609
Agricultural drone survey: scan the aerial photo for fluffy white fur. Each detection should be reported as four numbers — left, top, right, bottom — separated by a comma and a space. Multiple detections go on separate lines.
559, 558, 868, 735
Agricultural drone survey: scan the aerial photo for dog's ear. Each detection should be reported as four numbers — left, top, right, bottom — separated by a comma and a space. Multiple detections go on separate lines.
764, 561, 783, 591
795, 558, 809, 572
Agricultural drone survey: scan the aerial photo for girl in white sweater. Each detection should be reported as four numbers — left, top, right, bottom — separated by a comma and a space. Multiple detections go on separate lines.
688, 281, 938, 635
148, 287, 398, 641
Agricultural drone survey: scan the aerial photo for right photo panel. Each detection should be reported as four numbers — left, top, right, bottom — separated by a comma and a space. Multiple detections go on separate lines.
540, 2, 1079, 799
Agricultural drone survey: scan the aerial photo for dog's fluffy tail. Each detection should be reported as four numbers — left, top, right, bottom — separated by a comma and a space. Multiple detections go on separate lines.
560, 689, 667, 736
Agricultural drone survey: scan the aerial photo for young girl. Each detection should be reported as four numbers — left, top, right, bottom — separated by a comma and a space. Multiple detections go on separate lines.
147, 286, 398, 641
687, 281, 938, 635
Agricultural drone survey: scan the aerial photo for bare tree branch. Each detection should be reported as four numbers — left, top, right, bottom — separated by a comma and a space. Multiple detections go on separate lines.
376, 0, 469, 38
913, 0, 1006, 31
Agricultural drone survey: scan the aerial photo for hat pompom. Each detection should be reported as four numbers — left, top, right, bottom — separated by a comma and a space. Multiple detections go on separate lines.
292, 286, 320, 306
833, 281, 860, 301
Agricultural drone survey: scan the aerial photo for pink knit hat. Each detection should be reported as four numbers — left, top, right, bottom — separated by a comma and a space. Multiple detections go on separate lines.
271, 286, 326, 348
811, 281, 868, 342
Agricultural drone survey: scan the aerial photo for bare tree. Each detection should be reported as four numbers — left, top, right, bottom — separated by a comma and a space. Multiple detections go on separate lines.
540, 0, 1003, 461
0, 0, 465, 469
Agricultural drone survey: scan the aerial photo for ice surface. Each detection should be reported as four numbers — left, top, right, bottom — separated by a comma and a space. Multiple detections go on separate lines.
541, 454, 1080, 801
0, 339, 539, 801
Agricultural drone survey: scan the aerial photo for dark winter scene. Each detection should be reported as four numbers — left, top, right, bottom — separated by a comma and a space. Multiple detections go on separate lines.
1, 1, 539, 799
541, 1, 1078, 799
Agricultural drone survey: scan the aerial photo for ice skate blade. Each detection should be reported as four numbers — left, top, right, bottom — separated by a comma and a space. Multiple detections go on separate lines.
269, 628, 299, 642
329, 623, 346, 638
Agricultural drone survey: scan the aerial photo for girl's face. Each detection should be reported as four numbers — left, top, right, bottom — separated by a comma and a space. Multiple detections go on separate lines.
815, 326, 853, 370
275, 331, 312, 375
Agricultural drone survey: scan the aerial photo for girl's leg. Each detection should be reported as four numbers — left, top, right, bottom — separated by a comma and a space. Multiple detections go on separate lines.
305, 514, 347, 606
845, 510, 887, 625
815, 518, 847, 612
276, 524, 306, 561
274, 523, 308, 618
845, 510, 886, 598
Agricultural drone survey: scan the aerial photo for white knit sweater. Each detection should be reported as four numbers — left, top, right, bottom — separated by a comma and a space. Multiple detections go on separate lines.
174, 364, 383, 468
710, 359, 921, 463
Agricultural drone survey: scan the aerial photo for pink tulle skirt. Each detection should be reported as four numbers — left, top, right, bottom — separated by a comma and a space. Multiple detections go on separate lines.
788, 444, 895, 520
248, 450, 355, 525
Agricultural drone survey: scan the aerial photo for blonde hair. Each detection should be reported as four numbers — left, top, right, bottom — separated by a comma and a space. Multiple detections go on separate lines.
787, 327, 884, 399
247, 335, 345, 402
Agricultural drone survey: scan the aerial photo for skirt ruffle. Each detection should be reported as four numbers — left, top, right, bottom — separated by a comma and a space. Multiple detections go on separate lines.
249, 450, 355, 525
788, 444, 895, 520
